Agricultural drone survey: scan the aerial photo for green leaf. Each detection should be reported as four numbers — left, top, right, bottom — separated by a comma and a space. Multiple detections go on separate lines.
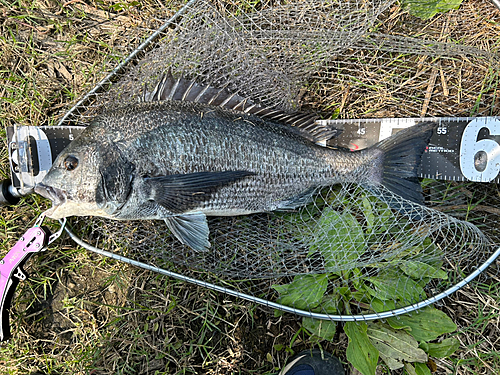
310, 209, 365, 270
352, 268, 367, 290
369, 298, 395, 314
272, 274, 328, 310
369, 198, 397, 235
402, 0, 463, 20
404, 363, 418, 375
312, 293, 340, 314
367, 322, 427, 370
345, 322, 379, 375
330, 107, 340, 119
351, 287, 396, 315
362, 197, 375, 231
366, 270, 425, 303
303, 317, 337, 341
387, 307, 457, 342
399, 261, 447, 281
420, 337, 460, 358
407, 362, 433, 375
414, 362, 432, 375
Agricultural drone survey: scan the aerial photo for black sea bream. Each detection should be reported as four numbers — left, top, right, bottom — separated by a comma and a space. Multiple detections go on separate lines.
35, 74, 435, 251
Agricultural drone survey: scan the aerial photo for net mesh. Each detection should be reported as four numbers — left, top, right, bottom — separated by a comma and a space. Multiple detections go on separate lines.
58, 0, 500, 319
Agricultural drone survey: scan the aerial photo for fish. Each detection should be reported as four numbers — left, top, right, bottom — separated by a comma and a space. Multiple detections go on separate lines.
35, 72, 435, 252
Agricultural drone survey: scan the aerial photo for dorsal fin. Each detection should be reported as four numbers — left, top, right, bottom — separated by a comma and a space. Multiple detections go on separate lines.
141, 69, 342, 144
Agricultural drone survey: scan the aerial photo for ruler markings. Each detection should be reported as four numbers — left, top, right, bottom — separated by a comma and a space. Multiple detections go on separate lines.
323, 117, 500, 183
6, 117, 500, 186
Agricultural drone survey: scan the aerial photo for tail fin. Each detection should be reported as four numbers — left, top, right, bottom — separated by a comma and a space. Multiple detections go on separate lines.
368, 121, 435, 205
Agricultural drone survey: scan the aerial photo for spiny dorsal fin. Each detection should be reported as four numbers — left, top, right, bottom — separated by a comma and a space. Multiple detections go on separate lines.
141, 69, 342, 144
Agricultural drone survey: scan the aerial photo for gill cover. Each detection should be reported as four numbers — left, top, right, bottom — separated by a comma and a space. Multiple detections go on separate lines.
95, 143, 135, 215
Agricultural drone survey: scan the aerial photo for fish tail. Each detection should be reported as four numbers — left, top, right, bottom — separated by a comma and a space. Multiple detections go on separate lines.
366, 121, 435, 205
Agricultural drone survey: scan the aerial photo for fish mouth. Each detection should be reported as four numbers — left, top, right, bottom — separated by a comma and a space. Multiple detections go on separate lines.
35, 183, 68, 206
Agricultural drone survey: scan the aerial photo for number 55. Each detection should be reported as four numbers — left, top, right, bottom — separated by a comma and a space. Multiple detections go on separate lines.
437, 126, 447, 135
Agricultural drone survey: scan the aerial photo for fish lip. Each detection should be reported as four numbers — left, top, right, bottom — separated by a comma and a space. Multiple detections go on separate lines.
34, 183, 67, 206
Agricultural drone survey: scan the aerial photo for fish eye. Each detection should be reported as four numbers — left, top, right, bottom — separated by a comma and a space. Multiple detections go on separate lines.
64, 156, 79, 171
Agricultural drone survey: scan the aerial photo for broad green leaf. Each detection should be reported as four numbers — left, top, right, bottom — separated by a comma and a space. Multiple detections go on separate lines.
367, 322, 427, 370
351, 288, 368, 304
274, 309, 284, 317
335, 286, 351, 298
404, 238, 442, 269
345, 322, 379, 375
405, 363, 433, 375
351, 287, 395, 314
382, 354, 405, 370
416, 277, 432, 289
387, 307, 457, 342
399, 261, 447, 281
364, 196, 396, 236
303, 317, 337, 341
366, 270, 425, 303
350, 267, 365, 290
420, 337, 460, 358
404, 363, 418, 375
279, 209, 317, 239
414, 362, 432, 375
272, 274, 328, 310
369, 298, 395, 314
402, 0, 463, 20
312, 293, 339, 314
310, 209, 365, 270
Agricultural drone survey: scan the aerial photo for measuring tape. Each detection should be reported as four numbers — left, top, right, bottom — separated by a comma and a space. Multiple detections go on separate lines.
5, 117, 500, 195
322, 117, 500, 183
6, 125, 85, 195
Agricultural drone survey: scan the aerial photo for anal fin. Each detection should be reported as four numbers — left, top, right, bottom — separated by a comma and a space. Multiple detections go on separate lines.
276, 187, 317, 211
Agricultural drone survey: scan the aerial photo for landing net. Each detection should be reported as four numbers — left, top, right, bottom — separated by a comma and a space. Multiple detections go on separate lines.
57, 0, 500, 320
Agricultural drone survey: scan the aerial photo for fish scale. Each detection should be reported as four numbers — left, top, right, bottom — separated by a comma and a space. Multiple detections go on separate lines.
112, 103, 331, 180
121, 107, 328, 211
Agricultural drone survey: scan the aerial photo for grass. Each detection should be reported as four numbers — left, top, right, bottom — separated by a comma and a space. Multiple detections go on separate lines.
445, 280, 500, 374
1, 0, 500, 374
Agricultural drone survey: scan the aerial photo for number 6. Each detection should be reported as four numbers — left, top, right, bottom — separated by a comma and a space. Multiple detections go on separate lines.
459, 118, 500, 182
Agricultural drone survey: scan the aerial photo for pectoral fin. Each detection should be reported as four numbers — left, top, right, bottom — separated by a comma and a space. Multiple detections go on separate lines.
144, 170, 254, 213
164, 213, 210, 252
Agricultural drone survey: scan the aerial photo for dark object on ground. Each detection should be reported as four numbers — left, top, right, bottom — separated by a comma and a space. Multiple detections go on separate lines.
279, 349, 345, 375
